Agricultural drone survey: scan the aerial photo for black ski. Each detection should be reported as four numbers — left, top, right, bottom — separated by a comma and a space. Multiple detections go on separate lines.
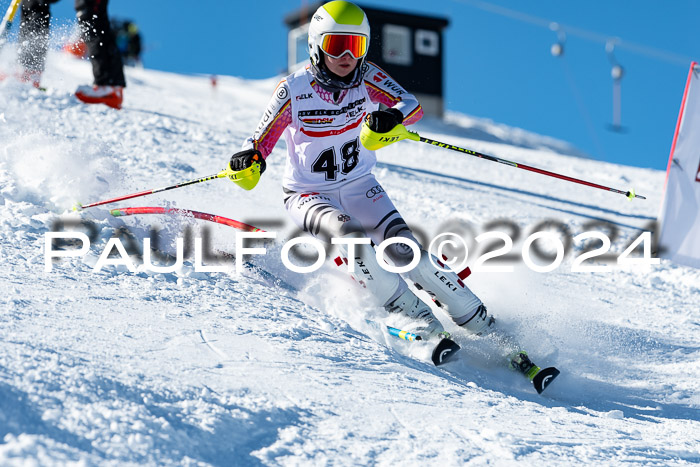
531, 366, 560, 394
431, 336, 461, 366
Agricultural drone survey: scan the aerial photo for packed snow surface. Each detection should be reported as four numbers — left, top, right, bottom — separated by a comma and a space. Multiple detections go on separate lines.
1, 51, 698, 465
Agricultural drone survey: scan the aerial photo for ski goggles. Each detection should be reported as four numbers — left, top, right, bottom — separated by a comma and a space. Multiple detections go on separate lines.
320, 33, 368, 59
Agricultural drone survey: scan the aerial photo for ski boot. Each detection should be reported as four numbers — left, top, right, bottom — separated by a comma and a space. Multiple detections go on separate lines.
407, 253, 493, 334
510, 351, 539, 379
385, 288, 444, 340
75, 85, 124, 109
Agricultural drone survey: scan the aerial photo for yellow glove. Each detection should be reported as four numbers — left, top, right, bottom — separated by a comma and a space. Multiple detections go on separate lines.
360, 112, 420, 151
228, 149, 266, 190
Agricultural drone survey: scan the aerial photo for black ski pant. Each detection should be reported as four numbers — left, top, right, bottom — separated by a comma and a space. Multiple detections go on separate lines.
18, 0, 126, 87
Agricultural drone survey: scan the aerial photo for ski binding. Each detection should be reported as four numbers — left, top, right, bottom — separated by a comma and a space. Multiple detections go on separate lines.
510, 351, 560, 394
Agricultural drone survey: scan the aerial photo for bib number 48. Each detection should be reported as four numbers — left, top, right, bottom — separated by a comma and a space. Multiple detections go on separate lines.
312, 138, 360, 181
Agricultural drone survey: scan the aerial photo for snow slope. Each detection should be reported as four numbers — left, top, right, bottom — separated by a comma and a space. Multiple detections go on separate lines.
1, 50, 699, 465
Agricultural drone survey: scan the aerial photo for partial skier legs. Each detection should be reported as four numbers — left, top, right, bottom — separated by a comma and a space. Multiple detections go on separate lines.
283, 177, 445, 337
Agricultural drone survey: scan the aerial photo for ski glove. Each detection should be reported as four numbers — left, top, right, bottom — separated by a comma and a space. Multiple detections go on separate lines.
229, 149, 266, 173
366, 108, 404, 133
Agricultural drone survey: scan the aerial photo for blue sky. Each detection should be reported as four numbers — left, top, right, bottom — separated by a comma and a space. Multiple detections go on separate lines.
27, 1, 700, 170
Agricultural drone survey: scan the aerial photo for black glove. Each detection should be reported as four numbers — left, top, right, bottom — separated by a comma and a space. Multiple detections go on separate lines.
366, 108, 404, 133
229, 148, 266, 173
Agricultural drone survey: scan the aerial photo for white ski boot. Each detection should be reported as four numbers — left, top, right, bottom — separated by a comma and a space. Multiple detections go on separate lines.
407, 252, 494, 335
385, 288, 445, 339
334, 233, 445, 340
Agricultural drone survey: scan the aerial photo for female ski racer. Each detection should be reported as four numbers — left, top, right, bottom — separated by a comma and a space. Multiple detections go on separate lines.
227, 1, 493, 340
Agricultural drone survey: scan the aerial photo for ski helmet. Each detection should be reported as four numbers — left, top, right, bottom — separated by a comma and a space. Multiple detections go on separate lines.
308, 1, 370, 91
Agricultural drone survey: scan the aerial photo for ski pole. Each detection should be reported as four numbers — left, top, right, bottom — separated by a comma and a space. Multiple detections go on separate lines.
365, 320, 422, 341
109, 206, 264, 232
0, 0, 21, 46
361, 123, 646, 200
386, 325, 422, 341
76, 168, 233, 210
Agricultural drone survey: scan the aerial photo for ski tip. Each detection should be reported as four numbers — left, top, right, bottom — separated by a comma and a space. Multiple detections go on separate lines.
431, 338, 460, 366
532, 367, 560, 394
72, 202, 83, 212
